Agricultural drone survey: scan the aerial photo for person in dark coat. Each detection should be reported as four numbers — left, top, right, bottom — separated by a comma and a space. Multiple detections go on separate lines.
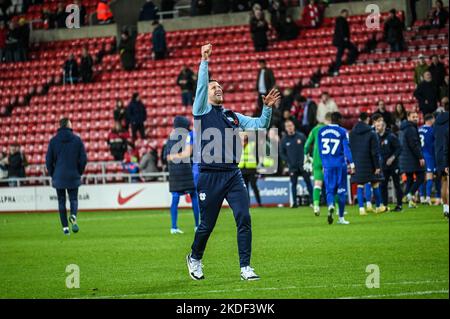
107, 122, 130, 161
79, 47, 94, 83
152, 20, 167, 60
375, 119, 403, 211
268, 0, 287, 39
399, 111, 425, 208
250, 9, 269, 52
126, 92, 147, 141
332, 9, 358, 74
349, 113, 387, 214
139, 0, 158, 21
118, 30, 135, 71
46, 118, 87, 235
383, 9, 405, 52
165, 116, 200, 234
373, 100, 394, 128
55, 1, 69, 28
414, 71, 440, 115
177, 65, 196, 107
419, 0, 449, 30
63, 53, 79, 84
434, 104, 449, 218
428, 54, 446, 88
113, 99, 128, 128
256, 59, 276, 110
280, 119, 313, 208
280, 15, 299, 41
5, 143, 27, 187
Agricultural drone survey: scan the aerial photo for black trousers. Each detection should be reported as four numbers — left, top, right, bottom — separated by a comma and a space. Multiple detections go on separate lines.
290, 170, 313, 206
335, 41, 358, 72
191, 169, 252, 268
56, 188, 78, 228
381, 168, 403, 206
404, 171, 425, 197
131, 123, 146, 140
242, 170, 262, 206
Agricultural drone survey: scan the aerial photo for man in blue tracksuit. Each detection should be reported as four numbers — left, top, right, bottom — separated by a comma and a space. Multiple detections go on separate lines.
186, 44, 280, 281
46, 118, 87, 235
434, 105, 449, 218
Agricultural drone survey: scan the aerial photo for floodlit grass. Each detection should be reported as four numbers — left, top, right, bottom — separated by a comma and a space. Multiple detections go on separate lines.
0, 205, 448, 299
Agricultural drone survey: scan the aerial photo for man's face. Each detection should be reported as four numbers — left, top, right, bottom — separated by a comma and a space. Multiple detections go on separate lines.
431, 56, 439, 64
321, 94, 329, 102
427, 118, 435, 126
424, 72, 432, 82
285, 121, 295, 135
408, 112, 419, 124
259, 62, 266, 69
375, 120, 385, 134
378, 101, 385, 111
342, 11, 349, 18
208, 81, 223, 105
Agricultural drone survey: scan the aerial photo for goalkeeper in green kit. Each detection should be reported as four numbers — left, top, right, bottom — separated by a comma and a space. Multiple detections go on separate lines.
304, 113, 331, 216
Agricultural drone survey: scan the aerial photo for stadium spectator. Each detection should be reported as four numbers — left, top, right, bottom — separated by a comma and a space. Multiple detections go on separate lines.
239, 134, 262, 207
279, 88, 294, 113
41, 8, 56, 29
139, 0, 158, 21
0, 21, 6, 62
440, 75, 449, 99
79, 47, 94, 83
280, 119, 313, 208
383, 9, 405, 52
299, 97, 318, 135
0, 1, 8, 24
122, 144, 140, 182
4, 20, 20, 62
399, 111, 425, 208
177, 65, 196, 107
4, 143, 27, 187
46, 118, 86, 235
350, 112, 387, 215
152, 20, 167, 60
256, 59, 276, 110
211, 0, 229, 14
268, 0, 286, 39
139, 145, 159, 181
55, 1, 69, 29
332, 9, 358, 75
118, 30, 135, 71
316, 92, 338, 124
375, 119, 403, 211
373, 100, 394, 128
419, 0, 449, 30
280, 15, 299, 41
413, 54, 428, 85
97, 0, 113, 24
126, 92, 147, 141
114, 99, 127, 128
62, 53, 79, 85
428, 54, 446, 88
408, 0, 418, 28
393, 102, 407, 131
301, 0, 324, 28
107, 122, 130, 161
231, 0, 250, 12
74, 0, 87, 26
414, 71, 440, 115
281, 109, 300, 133
250, 7, 269, 52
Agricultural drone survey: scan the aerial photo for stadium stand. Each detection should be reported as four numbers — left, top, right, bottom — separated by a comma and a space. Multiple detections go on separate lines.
0, 6, 448, 184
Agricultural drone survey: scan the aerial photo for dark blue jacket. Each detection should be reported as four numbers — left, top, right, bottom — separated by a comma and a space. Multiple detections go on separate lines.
126, 100, 147, 125
377, 129, 401, 170
399, 120, 424, 173
46, 128, 87, 189
165, 116, 195, 193
152, 24, 167, 54
434, 111, 449, 172
280, 132, 306, 173
349, 122, 382, 184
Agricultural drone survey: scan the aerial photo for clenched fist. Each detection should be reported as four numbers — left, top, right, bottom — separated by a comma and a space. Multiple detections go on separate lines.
201, 43, 212, 61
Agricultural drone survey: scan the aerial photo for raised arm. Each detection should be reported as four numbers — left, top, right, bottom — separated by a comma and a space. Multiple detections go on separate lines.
236, 88, 280, 130
193, 44, 213, 116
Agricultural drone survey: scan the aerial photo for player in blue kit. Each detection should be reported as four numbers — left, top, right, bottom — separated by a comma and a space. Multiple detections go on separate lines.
418, 114, 441, 205
318, 112, 355, 225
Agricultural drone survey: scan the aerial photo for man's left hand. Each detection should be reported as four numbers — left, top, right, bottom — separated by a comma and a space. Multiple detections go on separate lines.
262, 88, 281, 108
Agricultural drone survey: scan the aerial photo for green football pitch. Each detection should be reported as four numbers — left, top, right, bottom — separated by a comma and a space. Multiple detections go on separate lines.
0, 205, 448, 299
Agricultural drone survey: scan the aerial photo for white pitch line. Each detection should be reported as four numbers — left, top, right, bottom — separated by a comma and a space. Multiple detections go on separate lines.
74, 280, 448, 299
339, 289, 449, 299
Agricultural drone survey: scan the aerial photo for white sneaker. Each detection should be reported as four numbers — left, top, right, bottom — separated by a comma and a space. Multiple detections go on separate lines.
240, 266, 260, 281
170, 228, 184, 234
425, 197, 432, 206
313, 205, 320, 216
359, 207, 367, 216
420, 196, 426, 204
186, 254, 204, 280
337, 217, 350, 225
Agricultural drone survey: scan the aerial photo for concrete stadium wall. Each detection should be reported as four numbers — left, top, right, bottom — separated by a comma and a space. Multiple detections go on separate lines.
30, 0, 447, 42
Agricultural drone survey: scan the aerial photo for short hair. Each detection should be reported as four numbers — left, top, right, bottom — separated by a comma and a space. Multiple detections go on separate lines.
284, 118, 294, 126
390, 8, 397, 15
424, 113, 434, 122
371, 113, 383, 123
324, 112, 333, 121
321, 91, 329, 97
407, 111, 417, 118
60, 118, 70, 128
359, 112, 369, 122
341, 9, 348, 14
258, 59, 266, 64
330, 112, 342, 124
132, 92, 139, 100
